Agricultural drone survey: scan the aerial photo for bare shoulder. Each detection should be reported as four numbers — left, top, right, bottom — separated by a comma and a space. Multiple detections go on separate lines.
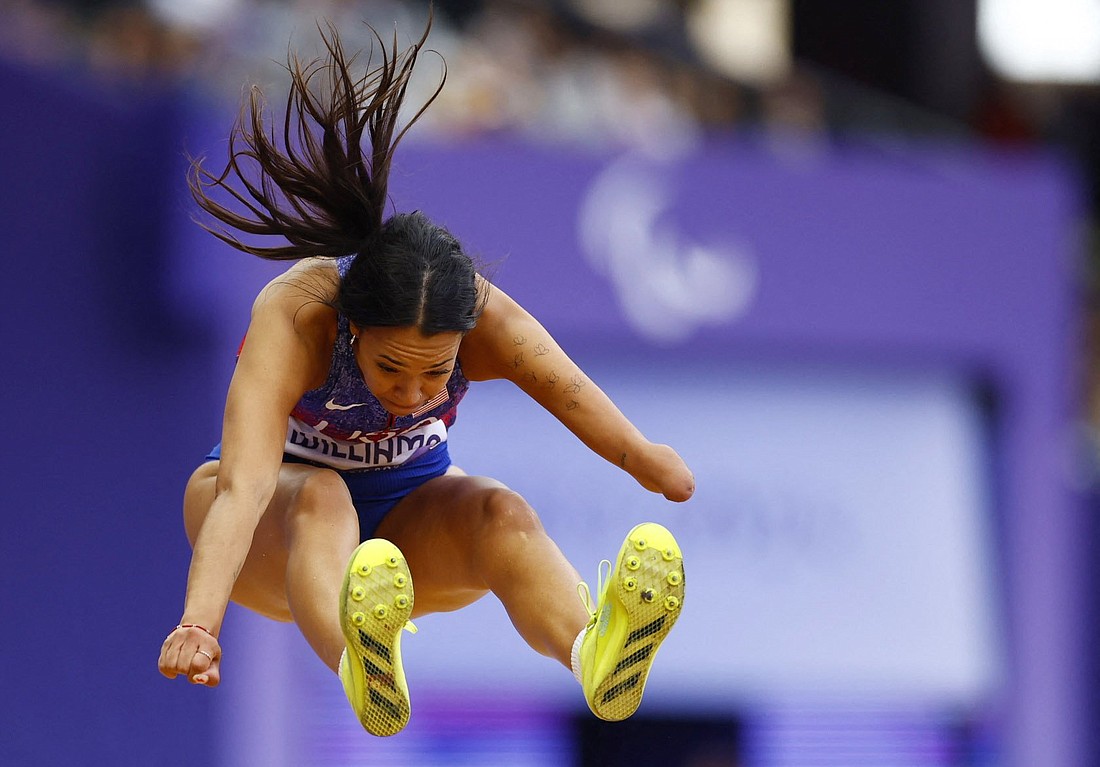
251, 258, 340, 337
240, 259, 341, 391
459, 279, 548, 381
465, 278, 520, 333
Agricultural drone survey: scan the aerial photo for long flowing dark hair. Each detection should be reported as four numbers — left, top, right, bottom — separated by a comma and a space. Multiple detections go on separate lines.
189, 16, 485, 334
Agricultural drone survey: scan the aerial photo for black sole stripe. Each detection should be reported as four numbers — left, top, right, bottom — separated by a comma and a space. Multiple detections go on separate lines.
358, 628, 392, 663
613, 643, 653, 676
369, 688, 404, 722
626, 616, 666, 647
359, 656, 396, 692
601, 672, 642, 704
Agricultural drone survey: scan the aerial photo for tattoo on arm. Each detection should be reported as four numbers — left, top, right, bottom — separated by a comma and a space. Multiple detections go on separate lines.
620, 452, 627, 468
512, 352, 524, 369
513, 335, 527, 346
544, 371, 559, 389
564, 375, 586, 395
567, 400, 580, 411
523, 370, 538, 384
533, 343, 550, 356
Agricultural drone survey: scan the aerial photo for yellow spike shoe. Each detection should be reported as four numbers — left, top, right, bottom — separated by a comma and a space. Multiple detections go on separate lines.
578, 522, 685, 721
338, 538, 417, 736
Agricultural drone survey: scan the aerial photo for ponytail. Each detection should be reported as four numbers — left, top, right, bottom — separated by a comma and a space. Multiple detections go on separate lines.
188, 16, 442, 261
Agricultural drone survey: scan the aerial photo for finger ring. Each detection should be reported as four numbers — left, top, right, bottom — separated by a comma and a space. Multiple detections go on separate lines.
195, 649, 215, 662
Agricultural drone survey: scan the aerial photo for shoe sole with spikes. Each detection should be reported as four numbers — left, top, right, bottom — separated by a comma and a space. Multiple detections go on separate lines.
581, 522, 685, 721
339, 538, 415, 736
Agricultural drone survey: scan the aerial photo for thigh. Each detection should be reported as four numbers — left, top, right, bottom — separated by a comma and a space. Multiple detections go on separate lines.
182, 460, 358, 621
374, 472, 534, 617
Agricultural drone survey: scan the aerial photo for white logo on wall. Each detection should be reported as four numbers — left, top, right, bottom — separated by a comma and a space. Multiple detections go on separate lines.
579, 157, 758, 344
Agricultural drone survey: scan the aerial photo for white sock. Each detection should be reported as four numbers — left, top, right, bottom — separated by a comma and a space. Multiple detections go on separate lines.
570, 627, 587, 685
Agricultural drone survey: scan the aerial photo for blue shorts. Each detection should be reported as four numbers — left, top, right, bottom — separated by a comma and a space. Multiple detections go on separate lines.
204, 442, 452, 540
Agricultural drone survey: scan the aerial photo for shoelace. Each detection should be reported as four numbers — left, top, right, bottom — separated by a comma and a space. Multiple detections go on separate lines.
576, 559, 612, 627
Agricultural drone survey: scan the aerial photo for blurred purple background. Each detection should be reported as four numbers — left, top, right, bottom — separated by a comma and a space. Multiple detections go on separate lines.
0, 2, 1091, 766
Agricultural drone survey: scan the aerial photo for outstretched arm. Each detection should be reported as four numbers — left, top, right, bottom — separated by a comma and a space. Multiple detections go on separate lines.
460, 283, 694, 502
159, 267, 334, 684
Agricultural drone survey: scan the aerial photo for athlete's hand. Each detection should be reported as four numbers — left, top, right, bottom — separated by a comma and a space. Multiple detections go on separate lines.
631, 443, 695, 502
159, 624, 222, 687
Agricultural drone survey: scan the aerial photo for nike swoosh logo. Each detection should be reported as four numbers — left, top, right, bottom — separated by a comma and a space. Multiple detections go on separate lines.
325, 398, 370, 411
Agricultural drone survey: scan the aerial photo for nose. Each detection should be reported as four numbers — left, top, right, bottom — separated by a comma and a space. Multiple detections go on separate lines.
390, 381, 423, 408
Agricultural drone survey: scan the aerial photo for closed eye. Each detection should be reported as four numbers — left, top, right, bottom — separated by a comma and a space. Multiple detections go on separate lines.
376, 363, 449, 378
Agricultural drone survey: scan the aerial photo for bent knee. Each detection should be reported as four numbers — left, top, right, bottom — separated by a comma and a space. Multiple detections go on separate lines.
285, 469, 358, 536
474, 487, 545, 538
183, 462, 220, 546
291, 468, 352, 509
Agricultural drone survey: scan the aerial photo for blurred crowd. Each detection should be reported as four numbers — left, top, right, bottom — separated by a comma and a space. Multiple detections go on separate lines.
5, 1, 1086, 156
11, 0, 1055, 157
0, 0, 778, 152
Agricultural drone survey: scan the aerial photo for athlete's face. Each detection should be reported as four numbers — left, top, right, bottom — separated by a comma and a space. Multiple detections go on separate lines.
353, 325, 463, 416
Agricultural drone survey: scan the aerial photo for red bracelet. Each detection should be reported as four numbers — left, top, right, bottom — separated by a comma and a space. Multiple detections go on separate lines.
177, 623, 218, 640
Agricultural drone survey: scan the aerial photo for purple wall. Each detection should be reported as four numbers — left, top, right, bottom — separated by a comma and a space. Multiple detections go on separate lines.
0, 63, 218, 766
